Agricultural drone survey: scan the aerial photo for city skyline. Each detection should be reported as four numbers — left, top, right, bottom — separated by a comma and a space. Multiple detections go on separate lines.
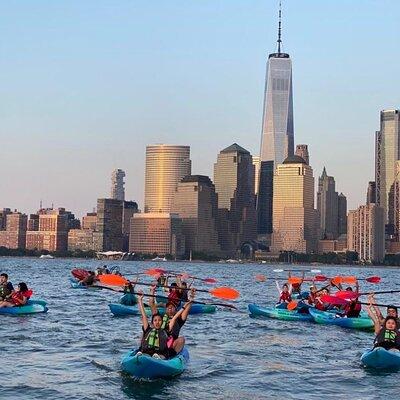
0, 1, 399, 217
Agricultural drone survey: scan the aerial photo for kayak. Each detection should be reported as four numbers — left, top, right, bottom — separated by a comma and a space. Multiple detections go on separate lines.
121, 347, 189, 379
69, 278, 101, 290
109, 303, 216, 317
361, 347, 400, 369
248, 304, 313, 322
120, 293, 137, 305
27, 299, 47, 307
71, 268, 90, 281
309, 308, 374, 330
0, 302, 48, 315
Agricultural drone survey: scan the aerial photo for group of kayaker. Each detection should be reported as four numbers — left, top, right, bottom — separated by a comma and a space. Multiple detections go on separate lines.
136, 285, 196, 359
0, 273, 32, 308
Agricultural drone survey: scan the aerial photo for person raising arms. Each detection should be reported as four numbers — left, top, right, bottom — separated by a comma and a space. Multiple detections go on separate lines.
373, 316, 400, 352
367, 293, 399, 334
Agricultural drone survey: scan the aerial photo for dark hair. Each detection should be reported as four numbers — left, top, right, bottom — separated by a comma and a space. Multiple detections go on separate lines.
166, 302, 177, 309
345, 287, 353, 291
18, 282, 28, 292
151, 313, 163, 323
387, 305, 398, 313
181, 282, 187, 287
385, 316, 398, 326
1, 273, 8, 279
283, 283, 288, 288
170, 283, 177, 287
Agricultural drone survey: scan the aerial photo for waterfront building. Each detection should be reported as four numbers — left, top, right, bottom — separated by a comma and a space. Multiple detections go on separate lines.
171, 175, 222, 256
82, 212, 97, 230
111, 169, 125, 201
295, 144, 309, 165
68, 229, 94, 252
257, 4, 294, 235
122, 200, 139, 251
347, 204, 385, 263
213, 144, 257, 255
367, 181, 376, 205
338, 193, 347, 235
144, 144, 191, 213
271, 155, 319, 254
375, 109, 400, 230
129, 213, 185, 257
0, 208, 11, 230
0, 212, 28, 249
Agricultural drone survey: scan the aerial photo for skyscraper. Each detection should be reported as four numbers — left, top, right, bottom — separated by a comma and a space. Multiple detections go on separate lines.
111, 169, 126, 201
366, 181, 377, 205
171, 175, 222, 256
295, 144, 309, 165
257, 3, 294, 234
252, 155, 261, 196
338, 193, 347, 236
213, 144, 257, 254
317, 167, 339, 239
375, 109, 400, 229
144, 145, 191, 213
272, 155, 318, 254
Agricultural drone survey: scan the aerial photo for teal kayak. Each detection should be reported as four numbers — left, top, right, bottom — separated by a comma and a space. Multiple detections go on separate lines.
121, 347, 189, 379
120, 293, 137, 305
309, 308, 374, 330
109, 303, 216, 317
0, 302, 48, 315
248, 304, 313, 322
361, 347, 400, 369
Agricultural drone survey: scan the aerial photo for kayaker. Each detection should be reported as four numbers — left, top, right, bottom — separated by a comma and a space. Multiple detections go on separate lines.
79, 271, 98, 286
342, 287, 361, 318
137, 290, 184, 359
167, 282, 181, 307
0, 273, 14, 301
367, 294, 399, 333
288, 271, 305, 295
0, 282, 31, 308
149, 286, 195, 357
276, 282, 292, 305
373, 316, 400, 352
120, 279, 137, 305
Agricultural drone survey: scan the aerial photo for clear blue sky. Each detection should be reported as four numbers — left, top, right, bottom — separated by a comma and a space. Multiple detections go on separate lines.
0, 0, 399, 217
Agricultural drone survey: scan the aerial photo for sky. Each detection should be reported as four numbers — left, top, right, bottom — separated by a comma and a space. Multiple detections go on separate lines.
0, 0, 399, 218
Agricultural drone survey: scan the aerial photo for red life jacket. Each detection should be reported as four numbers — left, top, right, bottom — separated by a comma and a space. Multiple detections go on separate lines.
315, 299, 326, 311
280, 291, 292, 302
168, 291, 180, 307
10, 289, 32, 306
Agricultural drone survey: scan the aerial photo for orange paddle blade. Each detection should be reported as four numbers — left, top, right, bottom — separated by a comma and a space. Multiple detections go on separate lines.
341, 276, 357, 284
288, 277, 302, 285
287, 301, 298, 311
98, 274, 128, 286
210, 287, 239, 300
255, 274, 267, 282
145, 268, 163, 277
331, 276, 343, 286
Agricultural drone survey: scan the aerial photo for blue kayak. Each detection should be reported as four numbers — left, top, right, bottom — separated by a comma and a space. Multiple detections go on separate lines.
69, 278, 101, 290
309, 308, 374, 330
0, 301, 48, 315
248, 304, 313, 322
109, 303, 216, 317
361, 347, 400, 369
121, 347, 189, 379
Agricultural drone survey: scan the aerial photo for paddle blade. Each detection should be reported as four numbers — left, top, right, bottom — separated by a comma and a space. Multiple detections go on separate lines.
287, 301, 298, 311
98, 274, 128, 286
366, 276, 381, 283
255, 274, 267, 282
331, 276, 343, 286
335, 291, 359, 300
210, 287, 239, 300
145, 268, 164, 277
342, 276, 357, 284
320, 294, 347, 306
314, 275, 328, 282
288, 277, 302, 285
203, 278, 217, 284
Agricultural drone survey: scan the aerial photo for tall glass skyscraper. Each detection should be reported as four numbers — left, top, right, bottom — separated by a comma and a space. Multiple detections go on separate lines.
257, 4, 294, 235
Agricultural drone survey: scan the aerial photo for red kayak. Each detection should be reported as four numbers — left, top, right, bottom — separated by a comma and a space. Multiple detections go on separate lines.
71, 268, 90, 281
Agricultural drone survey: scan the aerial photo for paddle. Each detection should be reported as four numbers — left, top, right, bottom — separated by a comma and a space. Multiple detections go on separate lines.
287, 301, 299, 311
144, 268, 217, 284
316, 275, 380, 285
273, 269, 321, 273
98, 275, 240, 300
336, 288, 400, 300
320, 294, 399, 309
97, 285, 238, 310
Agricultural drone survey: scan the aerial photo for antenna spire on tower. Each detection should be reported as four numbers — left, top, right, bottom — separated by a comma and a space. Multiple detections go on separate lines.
277, 1, 282, 54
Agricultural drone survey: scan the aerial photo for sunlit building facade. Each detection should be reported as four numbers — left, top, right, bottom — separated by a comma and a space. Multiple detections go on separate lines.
144, 145, 191, 213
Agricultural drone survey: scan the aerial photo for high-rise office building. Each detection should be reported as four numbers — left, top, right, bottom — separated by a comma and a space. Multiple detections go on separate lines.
0, 212, 28, 249
144, 145, 191, 213
129, 213, 185, 257
338, 193, 347, 236
171, 175, 222, 256
252, 156, 261, 196
367, 181, 377, 205
295, 144, 309, 165
214, 144, 257, 255
94, 199, 123, 251
317, 167, 339, 239
257, 4, 294, 235
348, 204, 385, 263
272, 155, 318, 254
375, 109, 400, 229
111, 169, 126, 201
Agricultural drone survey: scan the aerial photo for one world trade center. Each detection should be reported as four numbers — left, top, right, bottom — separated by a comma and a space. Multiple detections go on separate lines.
257, 3, 294, 235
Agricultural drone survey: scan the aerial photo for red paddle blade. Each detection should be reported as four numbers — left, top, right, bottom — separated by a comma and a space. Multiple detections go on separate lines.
320, 294, 348, 306
210, 287, 240, 300
366, 276, 381, 283
335, 291, 359, 300
203, 278, 217, 284
287, 301, 298, 311
314, 275, 328, 282
98, 274, 128, 286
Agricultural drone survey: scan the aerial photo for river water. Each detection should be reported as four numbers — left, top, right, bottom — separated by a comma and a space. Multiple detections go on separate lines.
0, 257, 399, 400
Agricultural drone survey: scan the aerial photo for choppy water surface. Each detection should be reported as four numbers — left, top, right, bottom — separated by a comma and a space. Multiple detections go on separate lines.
1, 258, 399, 399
